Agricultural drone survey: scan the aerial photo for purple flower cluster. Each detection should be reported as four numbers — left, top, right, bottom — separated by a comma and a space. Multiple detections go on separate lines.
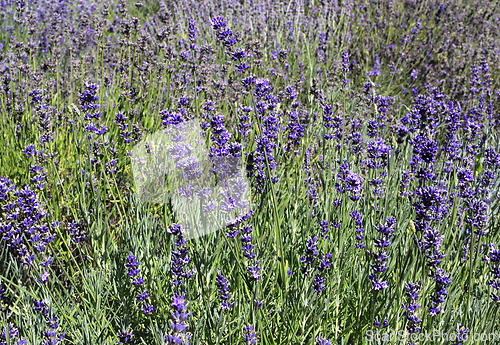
300, 235, 332, 293
68, 220, 86, 244
188, 20, 197, 50
485, 244, 500, 302
286, 110, 305, 149
0, 177, 55, 265
237, 106, 252, 137
117, 329, 135, 344
303, 149, 319, 215
398, 89, 444, 142
248, 78, 280, 192
211, 16, 236, 48
33, 300, 65, 345
401, 281, 422, 334
227, 215, 261, 282
367, 216, 396, 291
204, 100, 242, 159
125, 252, 153, 314
425, 239, 451, 316
313, 253, 332, 293
335, 162, 364, 201
365, 138, 391, 170
29, 89, 55, 145
349, 211, 364, 249
410, 183, 451, 317
301, 235, 319, 276
80, 82, 107, 140
161, 108, 186, 127
451, 323, 470, 345
323, 104, 343, 141
341, 51, 349, 84
115, 112, 133, 144
0, 324, 26, 345
373, 318, 389, 328
411, 185, 447, 233
240, 225, 256, 260
215, 270, 234, 310
242, 324, 258, 344
316, 337, 332, 345
166, 292, 192, 344
167, 224, 194, 286
319, 220, 329, 240
24, 145, 49, 191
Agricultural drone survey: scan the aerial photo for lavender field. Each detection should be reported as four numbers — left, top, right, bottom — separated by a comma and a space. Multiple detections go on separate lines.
1, 0, 500, 344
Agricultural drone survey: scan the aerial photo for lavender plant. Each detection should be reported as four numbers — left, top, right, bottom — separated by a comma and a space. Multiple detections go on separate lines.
0, 0, 499, 344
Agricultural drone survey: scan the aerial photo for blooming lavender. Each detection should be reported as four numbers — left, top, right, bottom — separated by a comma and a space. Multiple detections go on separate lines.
372, 319, 389, 328
322, 103, 343, 142
117, 329, 135, 344
42, 316, 65, 345
313, 253, 332, 293
241, 324, 258, 344
68, 220, 86, 244
316, 337, 332, 345
29, 89, 55, 145
32, 301, 65, 345
451, 323, 470, 345
166, 292, 191, 345
115, 112, 133, 144
248, 78, 280, 192
79, 82, 103, 140
335, 162, 364, 201
365, 138, 391, 170
350, 210, 364, 249
286, 110, 305, 150
211, 15, 236, 48
188, 20, 196, 50
0, 178, 54, 265
301, 235, 319, 276
237, 106, 253, 137
1, 1, 500, 343
319, 220, 329, 240
411, 185, 447, 233
367, 216, 396, 291
485, 244, 500, 302
168, 224, 194, 286
300, 233, 332, 293
401, 281, 422, 334
215, 270, 234, 310
0, 324, 26, 345
341, 51, 349, 84
303, 149, 319, 215
125, 252, 153, 314
247, 259, 261, 281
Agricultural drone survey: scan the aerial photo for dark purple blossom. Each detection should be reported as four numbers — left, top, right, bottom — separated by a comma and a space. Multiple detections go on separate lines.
350, 210, 364, 249
125, 252, 153, 314
117, 329, 135, 344
401, 281, 422, 334
451, 323, 470, 345
166, 292, 191, 344
242, 325, 258, 344
367, 217, 396, 291
215, 270, 233, 310
485, 244, 500, 302
168, 224, 194, 286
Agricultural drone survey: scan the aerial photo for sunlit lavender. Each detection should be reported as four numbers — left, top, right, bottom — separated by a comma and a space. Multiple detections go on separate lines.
0, 0, 499, 344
